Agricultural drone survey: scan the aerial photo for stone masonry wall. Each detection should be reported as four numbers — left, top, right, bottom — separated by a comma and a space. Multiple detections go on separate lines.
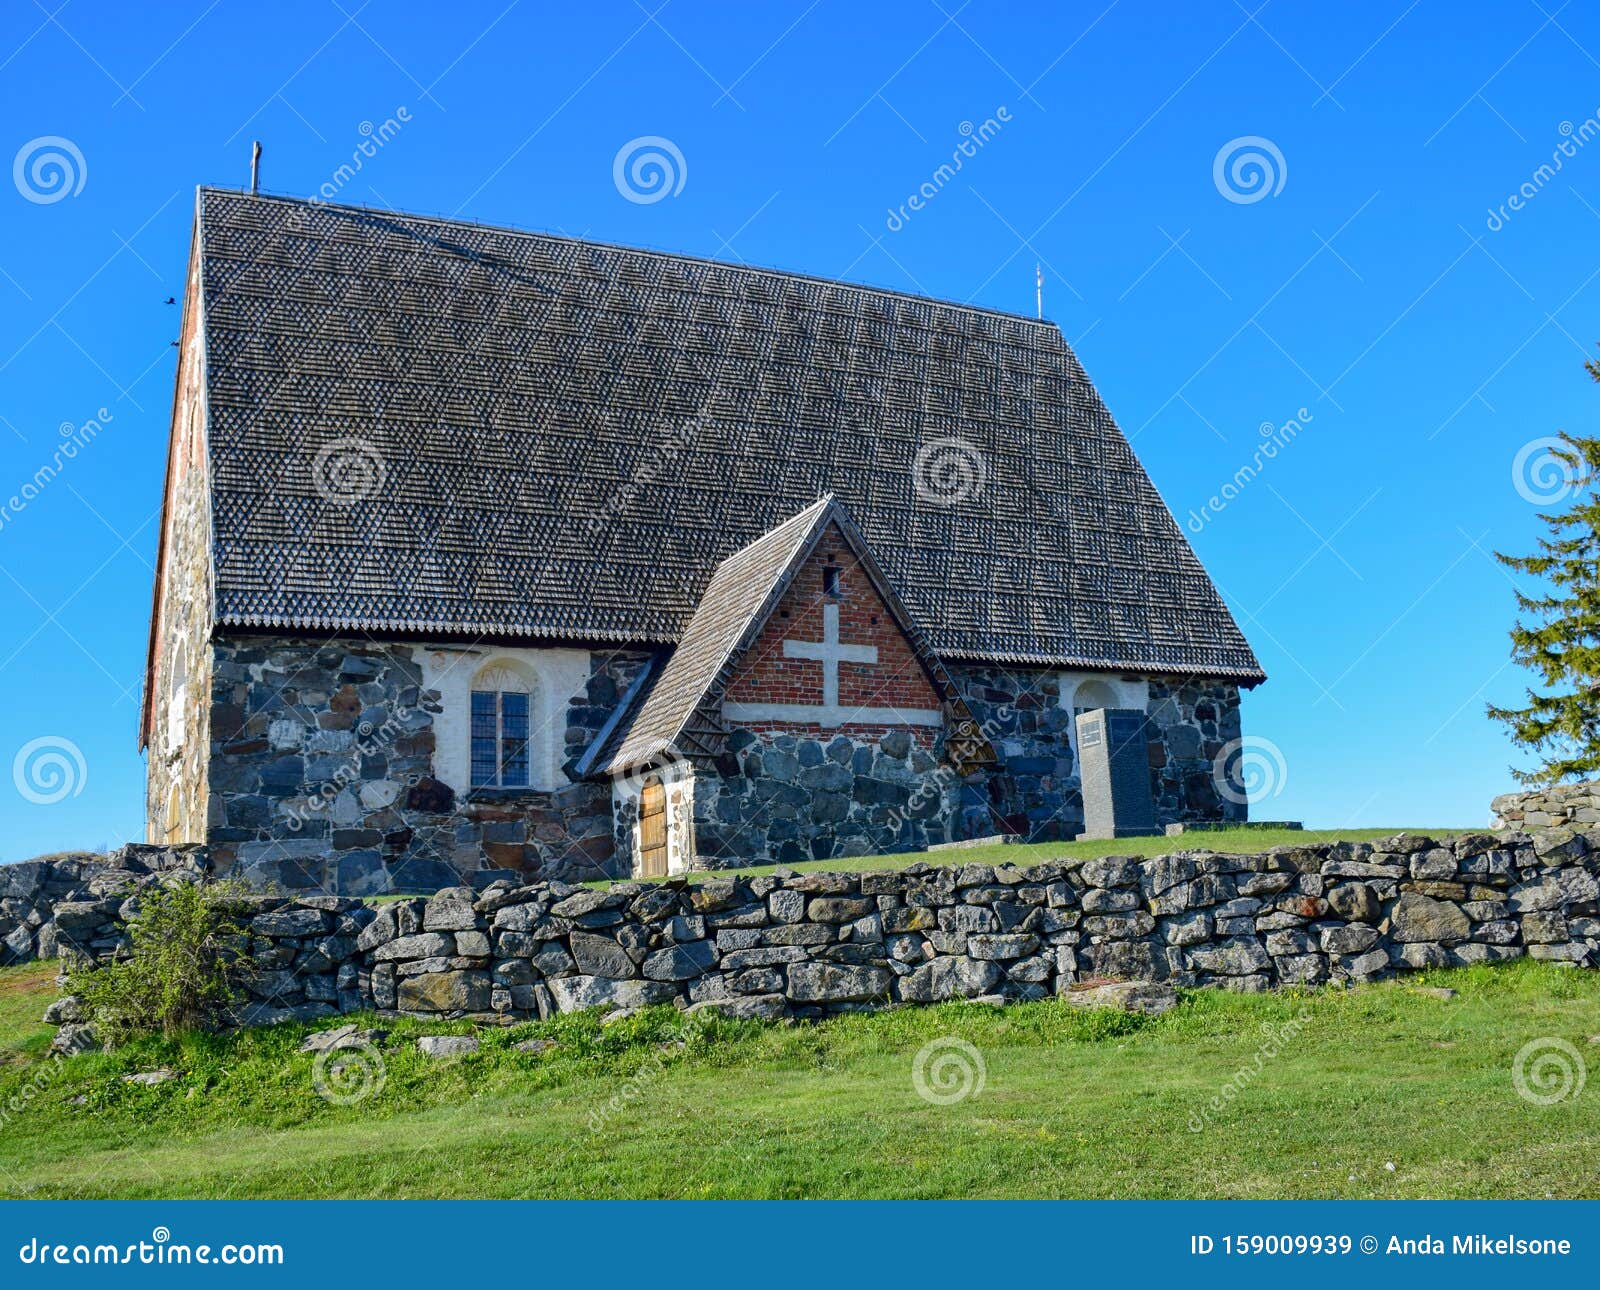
1148, 678, 1247, 826
685, 673, 1247, 873
206, 635, 651, 892
144, 251, 213, 848
950, 667, 1244, 841
199, 635, 1245, 887
691, 728, 967, 867
47, 828, 1600, 1025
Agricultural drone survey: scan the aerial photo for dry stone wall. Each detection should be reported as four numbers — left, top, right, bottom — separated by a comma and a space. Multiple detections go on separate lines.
47, 829, 1600, 1025
0, 845, 208, 965
1492, 783, 1600, 833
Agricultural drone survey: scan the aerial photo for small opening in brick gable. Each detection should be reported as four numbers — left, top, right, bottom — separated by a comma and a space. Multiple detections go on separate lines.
822, 566, 841, 597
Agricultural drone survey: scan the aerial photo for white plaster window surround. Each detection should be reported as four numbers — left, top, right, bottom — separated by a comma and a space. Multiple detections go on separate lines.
1060, 671, 1150, 759
418, 645, 592, 794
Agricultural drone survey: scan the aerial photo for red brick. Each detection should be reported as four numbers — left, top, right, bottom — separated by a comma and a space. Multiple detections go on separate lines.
725, 522, 943, 727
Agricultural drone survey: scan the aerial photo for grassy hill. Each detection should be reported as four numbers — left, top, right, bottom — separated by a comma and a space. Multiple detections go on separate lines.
0, 956, 1594, 1199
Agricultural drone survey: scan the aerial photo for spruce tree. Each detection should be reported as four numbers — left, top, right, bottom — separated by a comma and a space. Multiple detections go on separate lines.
1489, 382, 1600, 784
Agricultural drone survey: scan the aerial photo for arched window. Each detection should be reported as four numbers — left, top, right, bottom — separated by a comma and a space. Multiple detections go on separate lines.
166, 639, 189, 754
1071, 679, 1119, 715
470, 662, 534, 789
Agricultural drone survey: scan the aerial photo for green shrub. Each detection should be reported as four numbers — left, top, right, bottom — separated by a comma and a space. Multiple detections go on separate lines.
69, 880, 253, 1043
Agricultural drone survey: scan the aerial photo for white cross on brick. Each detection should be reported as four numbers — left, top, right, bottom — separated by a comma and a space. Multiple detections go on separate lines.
721, 600, 943, 728
782, 603, 876, 707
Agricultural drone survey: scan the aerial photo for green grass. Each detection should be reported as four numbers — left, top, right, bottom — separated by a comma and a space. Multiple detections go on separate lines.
592, 826, 1477, 887
358, 827, 1477, 896
0, 957, 1594, 1199
0, 961, 57, 1069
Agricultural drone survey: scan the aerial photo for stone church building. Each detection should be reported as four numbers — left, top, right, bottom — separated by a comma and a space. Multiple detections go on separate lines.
141, 189, 1265, 894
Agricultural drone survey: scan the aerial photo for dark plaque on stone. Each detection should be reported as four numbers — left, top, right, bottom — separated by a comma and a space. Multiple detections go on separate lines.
1075, 708, 1159, 841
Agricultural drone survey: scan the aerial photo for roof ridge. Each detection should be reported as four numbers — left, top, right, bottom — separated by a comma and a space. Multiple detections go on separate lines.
196, 186, 1064, 331
720, 495, 834, 565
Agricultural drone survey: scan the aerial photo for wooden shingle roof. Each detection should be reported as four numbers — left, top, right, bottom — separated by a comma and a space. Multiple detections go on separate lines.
194, 188, 1264, 683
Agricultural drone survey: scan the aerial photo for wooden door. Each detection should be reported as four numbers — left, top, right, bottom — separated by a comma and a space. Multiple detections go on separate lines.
639, 778, 668, 877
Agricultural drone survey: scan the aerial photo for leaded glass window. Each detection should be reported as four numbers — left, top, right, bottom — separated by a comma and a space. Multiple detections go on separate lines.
469, 664, 534, 788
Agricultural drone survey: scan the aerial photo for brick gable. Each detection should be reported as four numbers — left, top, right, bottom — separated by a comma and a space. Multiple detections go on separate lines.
723, 521, 943, 725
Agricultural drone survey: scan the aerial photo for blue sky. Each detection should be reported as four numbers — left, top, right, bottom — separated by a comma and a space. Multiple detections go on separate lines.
0, 0, 1596, 857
